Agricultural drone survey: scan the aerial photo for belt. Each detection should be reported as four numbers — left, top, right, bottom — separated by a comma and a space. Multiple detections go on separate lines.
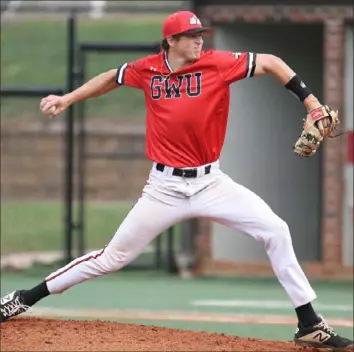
156, 163, 211, 178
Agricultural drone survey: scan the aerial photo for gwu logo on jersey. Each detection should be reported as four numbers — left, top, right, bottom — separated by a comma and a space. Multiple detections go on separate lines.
150, 73, 202, 100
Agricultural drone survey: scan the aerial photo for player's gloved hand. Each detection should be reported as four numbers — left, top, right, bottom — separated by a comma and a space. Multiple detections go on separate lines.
40, 95, 70, 118
293, 105, 340, 157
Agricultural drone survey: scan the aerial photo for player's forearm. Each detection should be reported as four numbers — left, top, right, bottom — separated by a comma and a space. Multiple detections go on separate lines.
64, 69, 118, 106
256, 54, 321, 111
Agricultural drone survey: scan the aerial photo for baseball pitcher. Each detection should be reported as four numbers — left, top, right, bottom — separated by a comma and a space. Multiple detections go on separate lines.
1, 11, 351, 350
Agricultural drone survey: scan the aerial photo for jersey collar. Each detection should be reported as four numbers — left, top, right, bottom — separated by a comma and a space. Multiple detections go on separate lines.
164, 51, 174, 73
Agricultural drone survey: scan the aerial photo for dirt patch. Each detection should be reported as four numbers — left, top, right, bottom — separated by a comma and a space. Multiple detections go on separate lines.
0, 317, 336, 352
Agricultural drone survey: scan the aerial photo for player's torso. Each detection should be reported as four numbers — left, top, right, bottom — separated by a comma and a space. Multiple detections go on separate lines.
139, 51, 230, 167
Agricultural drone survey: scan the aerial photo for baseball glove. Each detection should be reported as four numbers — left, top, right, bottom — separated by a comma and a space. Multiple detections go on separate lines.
293, 105, 340, 157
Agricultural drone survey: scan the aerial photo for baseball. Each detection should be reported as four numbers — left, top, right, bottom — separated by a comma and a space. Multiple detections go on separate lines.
48, 106, 56, 114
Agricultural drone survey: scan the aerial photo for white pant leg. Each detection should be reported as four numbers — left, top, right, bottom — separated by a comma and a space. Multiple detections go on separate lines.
192, 172, 317, 308
46, 173, 191, 294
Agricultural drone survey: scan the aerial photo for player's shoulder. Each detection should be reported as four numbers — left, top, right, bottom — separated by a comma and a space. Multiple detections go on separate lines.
203, 49, 243, 60
131, 52, 162, 70
199, 49, 218, 61
197, 49, 239, 65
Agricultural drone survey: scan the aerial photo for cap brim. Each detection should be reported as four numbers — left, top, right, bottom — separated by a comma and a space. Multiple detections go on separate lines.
179, 27, 213, 36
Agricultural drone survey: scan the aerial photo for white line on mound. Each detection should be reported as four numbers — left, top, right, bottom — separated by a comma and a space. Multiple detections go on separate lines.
23, 307, 354, 328
191, 299, 353, 312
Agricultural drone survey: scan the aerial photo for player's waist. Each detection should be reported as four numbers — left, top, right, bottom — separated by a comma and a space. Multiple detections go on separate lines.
151, 160, 219, 178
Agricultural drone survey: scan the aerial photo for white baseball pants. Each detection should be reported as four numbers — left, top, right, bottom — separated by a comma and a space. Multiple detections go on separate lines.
46, 160, 316, 308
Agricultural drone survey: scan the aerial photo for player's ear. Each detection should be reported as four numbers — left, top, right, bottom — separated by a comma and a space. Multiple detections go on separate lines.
166, 36, 174, 47
166, 34, 181, 48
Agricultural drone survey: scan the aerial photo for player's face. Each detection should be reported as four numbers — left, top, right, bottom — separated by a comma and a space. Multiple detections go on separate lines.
174, 33, 204, 61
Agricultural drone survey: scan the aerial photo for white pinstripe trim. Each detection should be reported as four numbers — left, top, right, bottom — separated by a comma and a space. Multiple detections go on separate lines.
164, 51, 174, 73
45, 247, 106, 282
117, 63, 128, 85
246, 52, 254, 78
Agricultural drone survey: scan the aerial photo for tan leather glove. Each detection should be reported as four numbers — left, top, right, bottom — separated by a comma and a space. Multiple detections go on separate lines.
293, 105, 340, 157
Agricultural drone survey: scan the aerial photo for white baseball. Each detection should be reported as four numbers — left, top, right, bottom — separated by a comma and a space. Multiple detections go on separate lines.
42, 102, 56, 115
48, 106, 56, 114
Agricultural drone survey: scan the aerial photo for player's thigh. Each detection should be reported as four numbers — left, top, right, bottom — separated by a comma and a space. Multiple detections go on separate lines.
195, 174, 288, 241
108, 186, 190, 258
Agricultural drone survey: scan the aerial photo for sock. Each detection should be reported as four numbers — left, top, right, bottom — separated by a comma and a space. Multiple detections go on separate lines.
295, 302, 320, 327
22, 281, 50, 306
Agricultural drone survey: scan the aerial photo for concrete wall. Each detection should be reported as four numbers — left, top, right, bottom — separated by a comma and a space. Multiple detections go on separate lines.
211, 23, 323, 262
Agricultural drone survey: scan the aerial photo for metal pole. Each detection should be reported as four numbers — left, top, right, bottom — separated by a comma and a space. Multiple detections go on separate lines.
167, 227, 177, 273
77, 49, 86, 257
64, 12, 76, 264
154, 235, 162, 269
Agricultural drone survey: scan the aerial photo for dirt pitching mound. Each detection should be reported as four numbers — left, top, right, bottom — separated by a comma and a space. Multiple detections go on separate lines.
0, 317, 337, 351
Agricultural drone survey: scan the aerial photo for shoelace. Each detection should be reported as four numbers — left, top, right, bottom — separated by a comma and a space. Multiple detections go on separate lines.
317, 319, 337, 336
0, 297, 30, 318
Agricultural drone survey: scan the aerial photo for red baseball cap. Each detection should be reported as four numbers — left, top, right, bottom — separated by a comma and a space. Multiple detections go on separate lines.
162, 11, 212, 39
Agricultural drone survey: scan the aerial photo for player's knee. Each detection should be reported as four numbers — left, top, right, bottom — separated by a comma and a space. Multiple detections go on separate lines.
277, 219, 291, 241
102, 247, 129, 272
266, 217, 292, 245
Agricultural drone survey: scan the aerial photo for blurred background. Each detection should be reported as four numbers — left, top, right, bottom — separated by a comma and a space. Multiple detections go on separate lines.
0, 0, 353, 342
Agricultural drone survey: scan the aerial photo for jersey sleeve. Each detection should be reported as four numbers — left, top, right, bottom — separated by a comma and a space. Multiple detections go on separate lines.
217, 51, 257, 84
116, 60, 143, 89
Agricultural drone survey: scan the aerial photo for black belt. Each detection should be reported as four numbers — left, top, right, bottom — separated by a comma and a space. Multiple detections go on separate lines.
156, 163, 211, 178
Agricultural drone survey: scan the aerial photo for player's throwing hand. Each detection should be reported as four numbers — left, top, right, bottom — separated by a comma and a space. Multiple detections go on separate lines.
40, 95, 69, 118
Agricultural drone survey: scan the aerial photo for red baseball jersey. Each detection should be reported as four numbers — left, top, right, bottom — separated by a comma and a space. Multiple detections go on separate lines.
116, 50, 256, 167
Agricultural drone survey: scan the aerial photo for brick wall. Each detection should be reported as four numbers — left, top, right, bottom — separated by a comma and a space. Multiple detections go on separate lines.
322, 19, 346, 272
194, 4, 353, 278
1, 122, 151, 201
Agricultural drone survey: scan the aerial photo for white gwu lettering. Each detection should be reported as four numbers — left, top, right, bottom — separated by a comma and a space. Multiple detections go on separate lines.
150, 73, 202, 100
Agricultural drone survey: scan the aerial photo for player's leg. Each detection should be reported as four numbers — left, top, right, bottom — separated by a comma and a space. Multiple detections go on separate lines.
192, 172, 353, 349
193, 173, 316, 309
0, 178, 191, 322
45, 188, 187, 294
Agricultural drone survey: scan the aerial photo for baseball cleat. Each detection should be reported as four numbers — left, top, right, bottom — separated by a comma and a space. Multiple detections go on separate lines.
0, 290, 30, 323
294, 315, 354, 350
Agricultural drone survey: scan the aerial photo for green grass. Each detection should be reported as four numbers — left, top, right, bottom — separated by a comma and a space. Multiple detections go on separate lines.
0, 201, 133, 253
0, 201, 181, 264
1, 16, 164, 120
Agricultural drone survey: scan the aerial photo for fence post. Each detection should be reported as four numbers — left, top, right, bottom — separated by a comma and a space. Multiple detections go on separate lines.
64, 11, 77, 264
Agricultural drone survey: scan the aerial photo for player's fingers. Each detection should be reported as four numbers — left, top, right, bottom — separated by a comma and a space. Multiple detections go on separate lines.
42, 99, 59, 112
41, 104, 53, 115
49, 105, 65, 119
323, 118, 333, 136
317, 120, 325, 136
40, 95, 59, 110
40, 99, 48, 110
42, 104, 57, 118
